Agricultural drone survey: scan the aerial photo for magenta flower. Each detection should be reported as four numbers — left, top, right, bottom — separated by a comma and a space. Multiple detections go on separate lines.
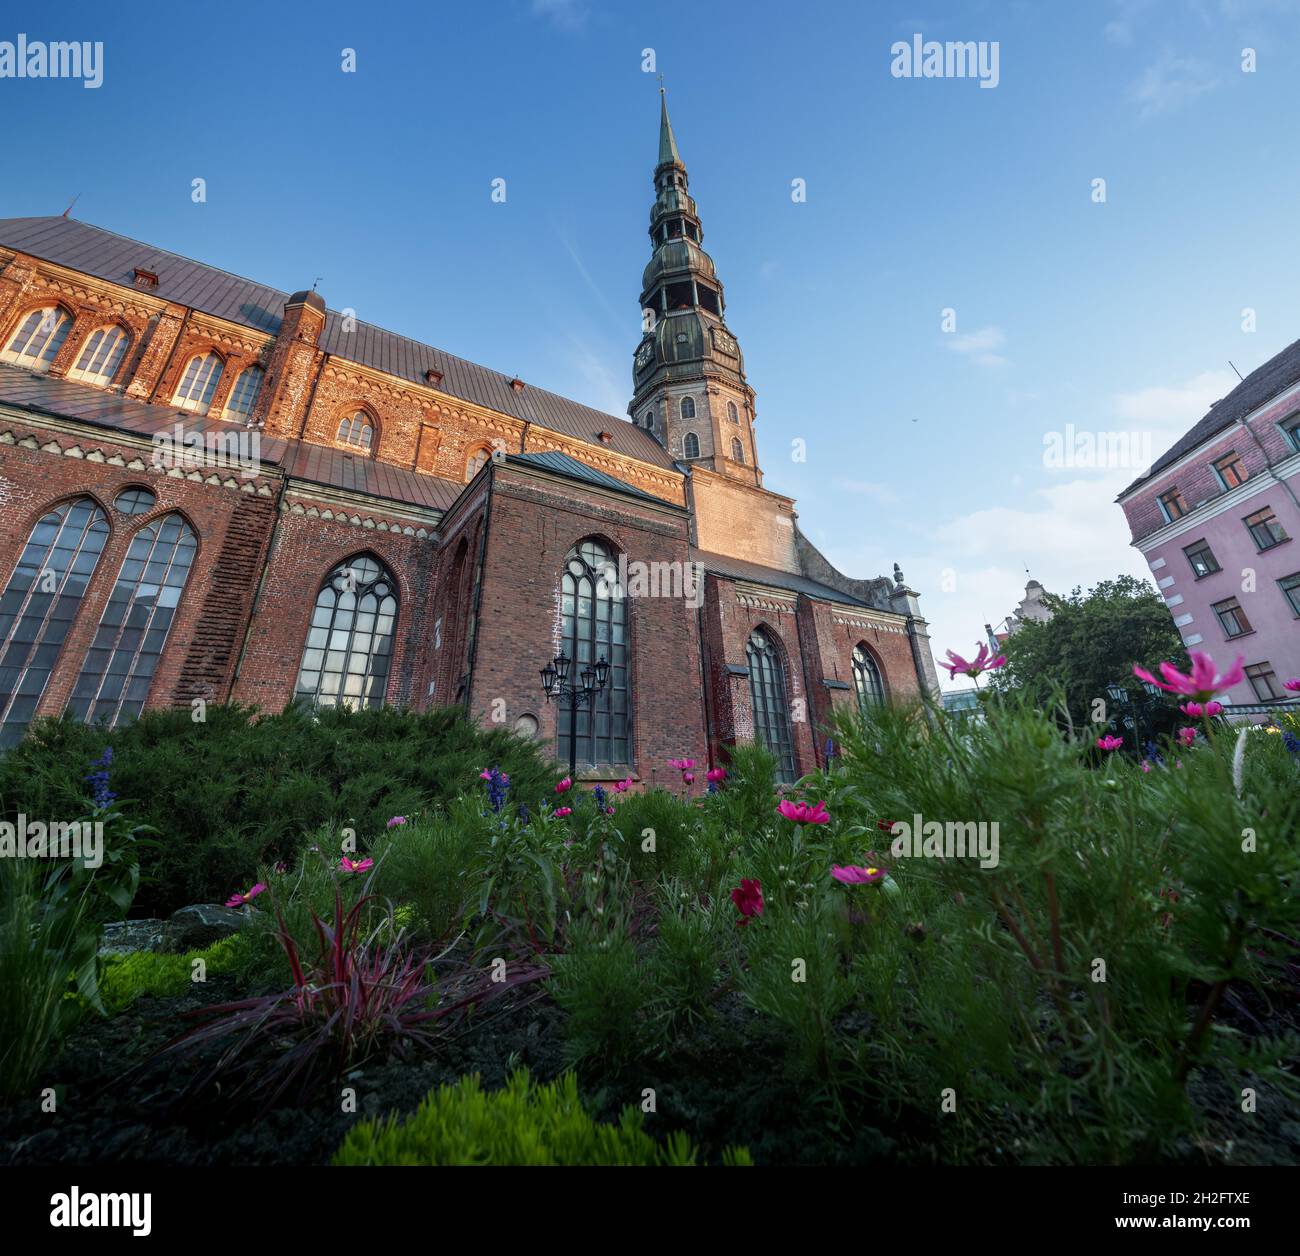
1177, 727, 1197, 748
555, 777, 572, 794
668, 757, 696, 771
1179, 701, 1223, 717
1133, 650, 1244, 702
340, 856, 374, 874
943, 642, 1007, 680
730, 878, 763, 924
777, 798, 830, 825
612, 777, 633, 792
706, 767, 727, 783
1284, 678, 1300, 693
386, 816, 407, 829
554, 806, 572, 818
1140, 759, 1152, 774
682, 772, 695, 785
273, 861, 288, 874
225, 883, 266, 908
1096, 735, 1124, 752
831, 864, 886, 886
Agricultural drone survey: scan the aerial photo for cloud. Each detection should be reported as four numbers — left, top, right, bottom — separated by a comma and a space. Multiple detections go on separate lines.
946, 324, 1008, 368
1129, 52, 1219, 119
531, 0, 589, 32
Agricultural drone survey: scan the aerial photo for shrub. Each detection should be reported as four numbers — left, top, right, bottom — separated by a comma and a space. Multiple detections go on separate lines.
332, 1069, 750, 1165
98, 937, 244, 1013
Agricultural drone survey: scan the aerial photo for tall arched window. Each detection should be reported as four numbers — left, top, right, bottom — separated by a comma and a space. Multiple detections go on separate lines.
171, 352, 223, 414
645, 408, 655, 431
223, 366, 264, 420
683, 431, 700, 459
746, 628, 795, 783
0, 498, 110, 746
2, 306, 73, 372
465, 445, 492, 481
68, 325, 129, 385
294, 555, 397, 711
731, 438, 744, 464
66, 513, 197, 728
337, 411, 374, 450
559, 538, 629, 768
727, 400, 739, 424
852, 644, 884, 716
679, 395, 696, 420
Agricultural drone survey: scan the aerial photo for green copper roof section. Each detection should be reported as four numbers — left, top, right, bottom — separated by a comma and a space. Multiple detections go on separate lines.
657, 87, 683, 169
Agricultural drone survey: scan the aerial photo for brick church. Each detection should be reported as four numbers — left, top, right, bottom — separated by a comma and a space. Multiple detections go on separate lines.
0, 93, 938, 786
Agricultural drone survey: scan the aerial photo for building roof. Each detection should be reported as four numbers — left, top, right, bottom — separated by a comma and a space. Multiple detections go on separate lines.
1120, 334, 1300, 497
0, 216, 676, 472
506, 450, 675, 505
0, 363, 463, 513
690, 548, 880, 609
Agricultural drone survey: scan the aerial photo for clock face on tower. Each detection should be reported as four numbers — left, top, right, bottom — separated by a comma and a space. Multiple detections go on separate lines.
712, 329, 738, 357
635, 341, 654, 372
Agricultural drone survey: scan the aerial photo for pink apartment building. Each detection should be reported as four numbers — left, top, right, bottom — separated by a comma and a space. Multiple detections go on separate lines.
1117, 339, 1300, 711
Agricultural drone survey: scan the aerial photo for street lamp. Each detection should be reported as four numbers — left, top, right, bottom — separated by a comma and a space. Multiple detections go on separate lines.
540, 649, 610, 781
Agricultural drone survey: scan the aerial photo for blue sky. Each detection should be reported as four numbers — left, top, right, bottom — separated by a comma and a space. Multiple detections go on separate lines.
7, 0, 1300, 684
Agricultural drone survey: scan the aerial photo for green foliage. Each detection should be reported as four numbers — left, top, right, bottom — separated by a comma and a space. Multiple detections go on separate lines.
990, 574, 1188, 732
332, 1069, 750, 1165
98, 937, 243, 1013
0, 704, 554, 915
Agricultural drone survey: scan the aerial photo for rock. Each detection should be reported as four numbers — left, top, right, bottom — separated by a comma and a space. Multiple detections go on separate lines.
164, 903, 252, 952
98, 919, 167, 956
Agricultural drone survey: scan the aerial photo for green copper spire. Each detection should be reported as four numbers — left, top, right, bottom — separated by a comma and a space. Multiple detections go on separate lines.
657, 86, 683, 170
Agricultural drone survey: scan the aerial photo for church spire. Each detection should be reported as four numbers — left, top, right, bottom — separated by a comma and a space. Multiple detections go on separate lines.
657, 85, 683, 170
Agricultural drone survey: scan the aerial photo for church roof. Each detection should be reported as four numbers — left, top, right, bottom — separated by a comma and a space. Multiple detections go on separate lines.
657, 88, 683, 169
0, 363, 464, 513
507, 450, 676, 505
691, 548, 878, 609
0, 216, 676, 472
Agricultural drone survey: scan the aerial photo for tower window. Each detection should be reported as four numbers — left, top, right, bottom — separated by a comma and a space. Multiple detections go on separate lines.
731, 438, 744, 464
679, 395, 695, 420
727, 401, 739, 424
645, 409, 654, 431
683, 432, 700, 459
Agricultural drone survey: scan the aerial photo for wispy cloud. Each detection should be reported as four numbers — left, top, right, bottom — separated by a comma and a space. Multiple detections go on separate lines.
1129, 52, 1219, 118
947, 324, 1008, 368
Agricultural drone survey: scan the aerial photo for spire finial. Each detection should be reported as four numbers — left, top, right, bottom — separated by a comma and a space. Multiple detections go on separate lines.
657, 80, 683, 169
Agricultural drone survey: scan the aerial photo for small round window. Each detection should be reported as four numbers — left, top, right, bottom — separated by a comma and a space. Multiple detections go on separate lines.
113, 488, 156, 515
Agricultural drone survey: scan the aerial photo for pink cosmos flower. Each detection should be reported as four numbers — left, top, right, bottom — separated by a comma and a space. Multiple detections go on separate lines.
706, 768, 727, 783
943, 642, 1007, 680
1096, 735, 1124, 752
340, 856, 374, 874
225, 883, 266, 908
668, 758, 695, 771
1179, 701, 1223, 717
555, 777, 572, 794
612, 778, 633, 792
386, 816, 407, 829
1177, 727, 1197, 748
831, 865, 886, 886
554, 806, 572, 818
1133, 650, 1244, 702
273, 861, 288, 874
1140, 759, 1152, 774
1284, 678, 1300, 693
777, 798, 830, 825
730, 878, 763, 924
605, 806, 615, 815
682, 772, 695, 784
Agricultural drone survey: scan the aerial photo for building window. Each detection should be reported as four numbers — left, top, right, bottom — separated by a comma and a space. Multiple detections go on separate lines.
336, 411, 374, 450
1279, 413, 1300, 454
68, 325, 129, 385
1245, 661, 1282, 702
683, 431, 700, 459
1244, 506, 1288, 551
171, 352, 223, 414
2, 306, 73, 372
1213, 452, 1248, 491
1279, 572, 1300, 616
731, 438, 744, 464
65, 513, 197, 728
727, 401, 739, 424
293, 555, 397, 711
645, 409, 655, 431
0, 497, 110, 747
852, 644, 884, 716
223, 366, 264, 420
113, 488, 155, 516
679, 396, 696, 420
558, 538, 629, 768
465, 445, 492, 481
1183, 539, 1220, 578
1211, 597, 1253, 638
747, 629, 795, 783
1158, 488, 1188, 522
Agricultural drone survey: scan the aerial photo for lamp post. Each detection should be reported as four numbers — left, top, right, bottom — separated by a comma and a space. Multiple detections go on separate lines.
1106, 681, 1162, 754
540, 650, 611, 781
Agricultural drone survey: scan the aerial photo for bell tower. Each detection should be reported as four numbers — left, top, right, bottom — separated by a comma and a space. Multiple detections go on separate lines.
629, 89, 761, 486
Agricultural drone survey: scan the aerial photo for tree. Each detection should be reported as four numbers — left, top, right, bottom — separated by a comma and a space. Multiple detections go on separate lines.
989, 575, 1188, 738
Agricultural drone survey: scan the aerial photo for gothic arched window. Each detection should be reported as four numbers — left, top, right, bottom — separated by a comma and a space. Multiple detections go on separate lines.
0, 497, 110, 746
645, 409, 655, 431
558, 538, 629, 768
852, 644, 884, 716
294, 554, 397, 711
223, 366, 264, 420
66, 513, 197, 728
731, 438, 744, 464
746, 628, 795, 783
683, 431, 700, 459
465, 445, 492, 481
337, 411, 374, 450
2, 306, 73, 372
679, 395, 696, 420
69, 325, 129, 385
172, 352, 223, 414
727, 400, 739, 424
